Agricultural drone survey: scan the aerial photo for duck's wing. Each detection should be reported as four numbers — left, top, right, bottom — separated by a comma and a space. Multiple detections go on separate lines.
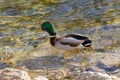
64, 33, 89, 40
58, 33, 89, 47
59, 37, 83, 47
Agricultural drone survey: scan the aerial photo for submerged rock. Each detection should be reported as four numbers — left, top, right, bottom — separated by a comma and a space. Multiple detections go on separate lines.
34, 76, 48, 80
75, 71, 120, 80
0, 62, 11, 69
0, 68, 31, 80
50, 0, 68, 3
95, 53, 120, 72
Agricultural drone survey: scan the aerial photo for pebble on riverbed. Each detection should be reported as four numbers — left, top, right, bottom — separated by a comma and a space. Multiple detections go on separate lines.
0, 68, 31, 80
75, 71, 120, 80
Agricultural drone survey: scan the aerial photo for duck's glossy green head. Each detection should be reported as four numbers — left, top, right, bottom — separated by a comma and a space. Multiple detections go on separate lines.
41, 21, 56, 35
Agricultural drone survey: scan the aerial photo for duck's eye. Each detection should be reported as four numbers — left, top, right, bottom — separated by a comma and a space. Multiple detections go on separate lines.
41, 25, 47, 31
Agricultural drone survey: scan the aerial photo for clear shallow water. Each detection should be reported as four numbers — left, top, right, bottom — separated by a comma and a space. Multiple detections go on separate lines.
0, 0, 119, 51
0, 0, 120, 79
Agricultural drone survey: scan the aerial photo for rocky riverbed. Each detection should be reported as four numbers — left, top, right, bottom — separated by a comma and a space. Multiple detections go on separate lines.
0, 0, 120, 80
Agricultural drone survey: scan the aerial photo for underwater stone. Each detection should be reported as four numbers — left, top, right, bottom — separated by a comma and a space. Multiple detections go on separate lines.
0, 68, 31, 80
75, 71, 120, 80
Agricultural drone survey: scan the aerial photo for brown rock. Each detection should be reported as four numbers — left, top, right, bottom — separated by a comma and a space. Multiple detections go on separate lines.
75, 71, 120, 80
0, 68, 31, 80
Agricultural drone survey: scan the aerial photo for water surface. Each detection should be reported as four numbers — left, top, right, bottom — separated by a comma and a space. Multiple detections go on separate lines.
0, 0, 120, 79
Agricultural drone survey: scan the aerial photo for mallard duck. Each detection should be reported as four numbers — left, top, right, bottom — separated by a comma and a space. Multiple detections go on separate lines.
40, 21, 93, 52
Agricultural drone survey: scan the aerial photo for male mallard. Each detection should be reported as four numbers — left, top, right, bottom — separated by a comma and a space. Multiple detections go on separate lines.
40, 21, 93, 52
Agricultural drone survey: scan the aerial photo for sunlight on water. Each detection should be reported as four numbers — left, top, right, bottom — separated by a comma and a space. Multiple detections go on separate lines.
0, 0, 120, 79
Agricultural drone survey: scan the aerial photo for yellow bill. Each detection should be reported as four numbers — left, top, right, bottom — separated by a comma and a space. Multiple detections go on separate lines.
36, 28, 42, 33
